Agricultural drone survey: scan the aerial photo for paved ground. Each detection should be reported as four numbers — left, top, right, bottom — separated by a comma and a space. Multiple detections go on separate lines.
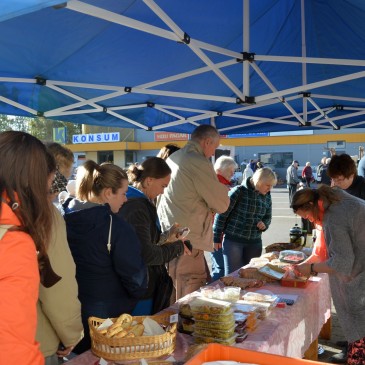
263, 186, 344, 363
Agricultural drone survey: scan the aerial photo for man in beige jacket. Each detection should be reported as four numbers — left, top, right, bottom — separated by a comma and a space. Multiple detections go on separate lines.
157, 125, 230, 301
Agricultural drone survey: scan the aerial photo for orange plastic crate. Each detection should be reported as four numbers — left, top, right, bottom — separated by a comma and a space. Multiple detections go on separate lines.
186, 343, 325, 365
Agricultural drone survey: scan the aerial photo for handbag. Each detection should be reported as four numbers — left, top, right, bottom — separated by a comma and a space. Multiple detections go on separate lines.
152, 265, 173, 314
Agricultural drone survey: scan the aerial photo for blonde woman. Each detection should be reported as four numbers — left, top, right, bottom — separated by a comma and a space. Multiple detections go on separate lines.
213, 167, 277, 273
62, 160, 147, 353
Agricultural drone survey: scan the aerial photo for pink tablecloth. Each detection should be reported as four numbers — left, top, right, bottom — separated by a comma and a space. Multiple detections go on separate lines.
67, 274, 331, 365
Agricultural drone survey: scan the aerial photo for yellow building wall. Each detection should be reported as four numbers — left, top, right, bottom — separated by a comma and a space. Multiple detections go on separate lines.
65, 133, 365, 152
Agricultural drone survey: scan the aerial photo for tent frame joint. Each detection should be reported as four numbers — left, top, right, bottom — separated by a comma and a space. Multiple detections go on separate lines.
216, 111, 223, 116
298, 121, 311, 127
335, 105, 344, 111
37, 111, 44, 117
124, 87, 132, 93
182, 32, 191, 44
147, 102, 155, 108
300, 91, 311, 98
147, 126, 153, 131
236, 52, 255, 63
35, 77, 47, 86
103, 107, 107, 113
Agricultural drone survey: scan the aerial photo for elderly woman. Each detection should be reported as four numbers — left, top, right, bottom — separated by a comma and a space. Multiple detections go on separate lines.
302, 161, 313, 187
291, 185, 365, 365
211, 156, 238, 281
213, 167, 277, 273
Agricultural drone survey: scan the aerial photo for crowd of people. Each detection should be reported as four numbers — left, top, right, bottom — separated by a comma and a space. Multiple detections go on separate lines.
1, 127, 364, 365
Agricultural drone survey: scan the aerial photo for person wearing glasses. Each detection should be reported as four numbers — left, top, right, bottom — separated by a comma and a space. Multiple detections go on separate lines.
327, 154, 365, 200
291, 185, 365, 365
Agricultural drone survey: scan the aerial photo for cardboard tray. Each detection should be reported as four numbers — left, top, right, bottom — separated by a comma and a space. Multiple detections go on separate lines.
258, 263, 286, 280
185, 343, 325, 365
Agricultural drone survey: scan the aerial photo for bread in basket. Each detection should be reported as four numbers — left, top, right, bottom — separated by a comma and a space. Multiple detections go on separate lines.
88, 311, 176, 361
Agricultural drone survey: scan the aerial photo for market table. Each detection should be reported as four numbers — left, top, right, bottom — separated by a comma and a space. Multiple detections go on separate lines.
67, 274, 331, 365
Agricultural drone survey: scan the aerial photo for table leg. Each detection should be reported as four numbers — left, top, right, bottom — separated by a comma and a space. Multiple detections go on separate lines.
304, 338, 318, 361
319, 316, 332, 340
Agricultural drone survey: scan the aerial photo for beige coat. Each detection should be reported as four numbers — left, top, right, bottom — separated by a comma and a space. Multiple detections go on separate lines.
36, 206, 83, 357
157, 140, 229, 251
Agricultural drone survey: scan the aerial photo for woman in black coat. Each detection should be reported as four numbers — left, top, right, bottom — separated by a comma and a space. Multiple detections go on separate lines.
118, 157, 191, 315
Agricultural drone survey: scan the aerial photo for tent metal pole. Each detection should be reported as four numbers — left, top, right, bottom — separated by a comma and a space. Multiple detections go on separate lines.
301, 0, 307, 122
243, 0, 250, 96
107, 110, 148, 130
250, 63, 305, 124
311, 94, 365, 103
256, 70, 365, 102
308, 107, 335, 123
153, 119, 200, 130
67, 1, 242, 59
0, 96, 37, 115
307, 97, 338, 129
255, 55, 365, 67
131, 87, 236, 103
109, 104, 148, 111
158, 105, 211, 114
154, 106, 185, 120
143, 0, 246, 101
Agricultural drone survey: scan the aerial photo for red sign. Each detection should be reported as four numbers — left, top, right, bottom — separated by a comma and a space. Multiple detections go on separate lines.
154, 132, 189, 142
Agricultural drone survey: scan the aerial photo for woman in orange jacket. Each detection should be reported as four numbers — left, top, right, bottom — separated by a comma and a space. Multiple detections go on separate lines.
0, 131, 55, 365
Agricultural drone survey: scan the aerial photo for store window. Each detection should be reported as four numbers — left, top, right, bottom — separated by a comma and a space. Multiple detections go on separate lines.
98, 151, 114, 164
258, 152, 293, 169
125, 150, 136, 166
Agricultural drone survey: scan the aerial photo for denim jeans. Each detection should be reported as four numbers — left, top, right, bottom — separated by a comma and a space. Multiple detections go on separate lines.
222, 237, 263, 275
210, 248, 225, 282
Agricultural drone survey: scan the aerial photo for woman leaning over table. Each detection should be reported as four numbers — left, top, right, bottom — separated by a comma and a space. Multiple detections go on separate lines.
291, 185, 365, 365
62, 160, 148, 354
213, 167, 277, 274
0, 131, 56, 365
118, 157, 191, 316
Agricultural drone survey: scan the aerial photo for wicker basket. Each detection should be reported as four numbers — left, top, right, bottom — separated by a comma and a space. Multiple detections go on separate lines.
88, 311, 176, 361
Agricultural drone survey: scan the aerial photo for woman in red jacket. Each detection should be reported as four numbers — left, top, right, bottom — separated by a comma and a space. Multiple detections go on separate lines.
0, 131, 55, 365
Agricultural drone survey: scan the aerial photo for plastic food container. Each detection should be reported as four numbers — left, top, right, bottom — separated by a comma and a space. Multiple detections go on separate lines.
223, 286, 241, 302
194, 324, 236, 339
279, 250, 306, 263
194, 318, 235, 330
193, 310, 234, 322
258, 264, 286, 280
189, 297, 232, 315
243, 291, 279, 304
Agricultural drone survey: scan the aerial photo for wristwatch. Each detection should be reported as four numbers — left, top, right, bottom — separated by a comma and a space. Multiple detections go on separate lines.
310, 263, 318, 276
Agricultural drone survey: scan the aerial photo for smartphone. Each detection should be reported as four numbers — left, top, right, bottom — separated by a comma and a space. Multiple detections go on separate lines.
183, 240, 193, 251
177, 227, 190, 239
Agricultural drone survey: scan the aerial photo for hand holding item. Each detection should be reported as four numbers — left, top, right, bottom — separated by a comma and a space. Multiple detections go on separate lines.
214, 242, 222, 250
293, 262, 310, 278
257, 221, 266, 231
57, 345, 74, 357
183, 240, 193, 255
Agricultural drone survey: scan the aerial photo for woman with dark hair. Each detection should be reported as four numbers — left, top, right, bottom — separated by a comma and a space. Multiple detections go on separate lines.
62, 160, 147, 354
291, 185, 365, 365
327, 153, 365, 200
118, 157, 191, 315
0, 131, 55, 365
